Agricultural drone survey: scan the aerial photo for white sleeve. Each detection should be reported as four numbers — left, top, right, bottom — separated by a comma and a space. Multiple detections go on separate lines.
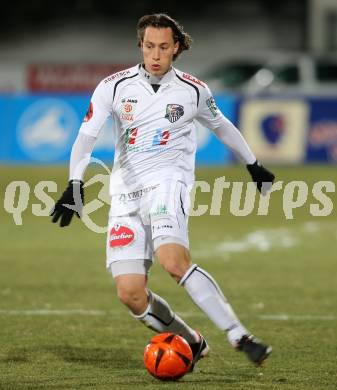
69, 78, 112, 181
69, 133, 97, 181
79, 79, 112, 138
196, 85, 256, 164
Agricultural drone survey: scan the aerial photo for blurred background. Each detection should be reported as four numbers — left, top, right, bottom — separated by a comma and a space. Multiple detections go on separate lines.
1, 3, 337, 388
1, 0, 337, 165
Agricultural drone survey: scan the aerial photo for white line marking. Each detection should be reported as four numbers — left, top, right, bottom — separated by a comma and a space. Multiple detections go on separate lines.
178, 312, 337, 321
179, 312, 337, 321
0, 309, 107, 316
0, 309, 336, 321
259, 314, 337, 321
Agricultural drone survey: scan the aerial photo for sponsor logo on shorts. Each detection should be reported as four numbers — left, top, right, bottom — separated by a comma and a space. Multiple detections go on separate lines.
154, 224, 173, 231
151, 204, 168, 216
165, 104, 184, 123
116, 184, 159, 204
109, 225, 135, 248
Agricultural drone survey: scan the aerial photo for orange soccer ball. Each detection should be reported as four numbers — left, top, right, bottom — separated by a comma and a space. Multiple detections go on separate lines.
144, 333, 193, 380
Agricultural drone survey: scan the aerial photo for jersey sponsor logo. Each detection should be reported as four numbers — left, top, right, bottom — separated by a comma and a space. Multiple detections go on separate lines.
122, 98, 138, 104
121, 101, 136, 121
83, 102, 93, 122
124, 104, 133, 113
109, 224, 135, 248
206, 97, 218, 117
165, 104, 184, 123
152, 129, 170, 146
104, 70, 132, 84
124, 127, 138, 145
182, 73, 205, 88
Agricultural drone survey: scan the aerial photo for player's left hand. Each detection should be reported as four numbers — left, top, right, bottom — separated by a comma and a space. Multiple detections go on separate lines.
50, 180, 84, 227
246, 160, 275, 195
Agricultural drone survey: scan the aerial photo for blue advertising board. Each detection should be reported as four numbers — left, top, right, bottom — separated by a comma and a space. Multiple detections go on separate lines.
0, 94, 87, 164
0, 96, 9, 160
238, 96, 337, 164
0, 93, 235, 165
306, 98, 337, 163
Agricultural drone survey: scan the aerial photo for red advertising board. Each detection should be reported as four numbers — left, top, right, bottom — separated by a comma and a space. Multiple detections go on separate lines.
27, 63, 135, 92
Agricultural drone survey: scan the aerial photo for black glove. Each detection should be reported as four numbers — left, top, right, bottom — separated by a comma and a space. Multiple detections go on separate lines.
246, 160, 275, 194
50, 180, 84, 227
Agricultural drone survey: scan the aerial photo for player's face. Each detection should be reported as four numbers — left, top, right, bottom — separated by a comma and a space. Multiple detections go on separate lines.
141, 27, 179, 76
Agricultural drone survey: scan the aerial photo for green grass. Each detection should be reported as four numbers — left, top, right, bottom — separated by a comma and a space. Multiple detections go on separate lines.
0, 165, 337, 389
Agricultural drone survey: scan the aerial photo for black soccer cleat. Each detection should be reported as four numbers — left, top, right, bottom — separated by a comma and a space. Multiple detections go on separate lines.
188, 332, 210, 372
236, 335, 272, 366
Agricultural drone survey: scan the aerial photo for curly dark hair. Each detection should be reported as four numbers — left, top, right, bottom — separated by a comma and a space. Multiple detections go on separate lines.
137, 13, 192, 61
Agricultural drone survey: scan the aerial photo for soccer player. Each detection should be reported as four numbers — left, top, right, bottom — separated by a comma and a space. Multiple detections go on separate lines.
51, 13, 275, 369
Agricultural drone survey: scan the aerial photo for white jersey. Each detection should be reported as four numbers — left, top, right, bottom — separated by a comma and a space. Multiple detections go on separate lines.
78, 64, 255, 198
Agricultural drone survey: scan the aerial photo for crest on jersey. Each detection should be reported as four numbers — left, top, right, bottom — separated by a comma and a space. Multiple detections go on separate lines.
165, 104, 184, 123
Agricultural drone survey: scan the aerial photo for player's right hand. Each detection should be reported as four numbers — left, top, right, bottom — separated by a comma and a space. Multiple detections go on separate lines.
50, 180, 84, 227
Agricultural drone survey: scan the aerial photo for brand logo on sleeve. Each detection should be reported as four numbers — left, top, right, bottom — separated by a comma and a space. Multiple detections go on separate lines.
83, 102, 93, 122
165, 104, 184, 123
206, 97, 218, 117
182, 73, 205, 88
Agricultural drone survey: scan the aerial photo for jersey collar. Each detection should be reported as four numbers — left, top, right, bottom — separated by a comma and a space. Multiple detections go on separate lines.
139, 64, 175, 85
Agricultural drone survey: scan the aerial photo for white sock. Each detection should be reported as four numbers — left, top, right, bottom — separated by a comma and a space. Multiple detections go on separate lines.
130, 290, 199, 345
180, 264, 248, 346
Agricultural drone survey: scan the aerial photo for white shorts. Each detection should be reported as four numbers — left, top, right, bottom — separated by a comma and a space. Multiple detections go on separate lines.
106, 180, 190, 268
